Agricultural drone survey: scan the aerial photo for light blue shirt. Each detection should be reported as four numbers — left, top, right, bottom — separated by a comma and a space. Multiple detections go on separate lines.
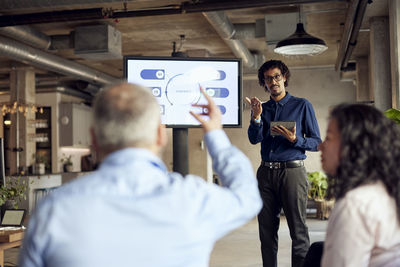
19, 130, 262, 267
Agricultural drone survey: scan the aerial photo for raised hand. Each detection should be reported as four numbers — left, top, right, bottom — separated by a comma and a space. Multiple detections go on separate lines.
245, 96, 262, 120
190, 88, 222, 133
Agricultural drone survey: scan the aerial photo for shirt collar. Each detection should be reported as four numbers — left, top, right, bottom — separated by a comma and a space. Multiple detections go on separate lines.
100, 147, 167, 172
269, 91, 291, 106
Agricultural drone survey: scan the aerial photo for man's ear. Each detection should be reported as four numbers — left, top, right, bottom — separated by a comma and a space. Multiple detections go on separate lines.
156, 123, 167, 148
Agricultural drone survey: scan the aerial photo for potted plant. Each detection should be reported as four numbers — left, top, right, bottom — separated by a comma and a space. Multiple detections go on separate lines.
0, 176, 29, 215
35, 154, 47, 175
385, 108, 400, 125
307, 171, 334, 220
61, 154, 73, 172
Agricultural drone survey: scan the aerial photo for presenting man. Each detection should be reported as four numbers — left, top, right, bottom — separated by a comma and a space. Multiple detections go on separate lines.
19, 83, 262, 267
246, 60, 321, 267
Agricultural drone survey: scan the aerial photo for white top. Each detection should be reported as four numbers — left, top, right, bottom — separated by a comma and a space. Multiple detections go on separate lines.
322, 181, 400, 267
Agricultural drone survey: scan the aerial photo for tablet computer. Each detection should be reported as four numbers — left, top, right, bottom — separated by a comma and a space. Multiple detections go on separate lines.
1, 209, 26, 227
270, 121, 296, 136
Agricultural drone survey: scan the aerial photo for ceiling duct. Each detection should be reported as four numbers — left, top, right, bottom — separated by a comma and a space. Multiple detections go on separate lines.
0, 24, 121, 60
0, 24, 74, 52
203, 11, 256, 69
233, 20, 266, 40
265, 12, 301, 48
0, 36, 118, 86
74, 24, 122, 60
0, 26, 51, 49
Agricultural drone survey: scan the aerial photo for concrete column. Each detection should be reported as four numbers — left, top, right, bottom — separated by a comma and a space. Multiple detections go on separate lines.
370, 17, 391, 111
356, 57, 372, 102
389, 0, 400, 109
9, 68, 36, 174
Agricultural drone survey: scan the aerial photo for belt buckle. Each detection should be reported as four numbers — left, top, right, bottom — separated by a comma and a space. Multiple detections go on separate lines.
268, 162, 279, 169
265, 161, 280, 169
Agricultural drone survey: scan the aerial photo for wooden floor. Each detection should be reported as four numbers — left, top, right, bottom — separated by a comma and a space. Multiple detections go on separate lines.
6, 217, 328, 267
210, 217, 327, 267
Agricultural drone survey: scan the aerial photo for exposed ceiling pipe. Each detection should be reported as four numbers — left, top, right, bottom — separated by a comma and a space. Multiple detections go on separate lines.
0, 0, 346, 27
0, 0, 133, 10
0, 8, 105, 27
0, 26, 51, 49
0, 0, 338, 11
0, 25, 74, 51
0, 36, 118, 85
203, 11, 256, 69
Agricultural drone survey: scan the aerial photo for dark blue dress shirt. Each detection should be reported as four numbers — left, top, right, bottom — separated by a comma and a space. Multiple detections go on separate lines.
248, 92, 321, 162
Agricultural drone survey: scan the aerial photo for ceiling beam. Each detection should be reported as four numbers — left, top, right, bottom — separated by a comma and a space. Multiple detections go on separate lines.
335, 0, 370, 71
0, 0, 346, 27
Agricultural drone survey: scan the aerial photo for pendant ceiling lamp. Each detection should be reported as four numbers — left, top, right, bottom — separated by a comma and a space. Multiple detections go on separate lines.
274, 7, 328, 56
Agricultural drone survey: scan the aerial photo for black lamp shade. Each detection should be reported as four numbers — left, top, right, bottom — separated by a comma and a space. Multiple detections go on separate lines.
274, 23, 328, 56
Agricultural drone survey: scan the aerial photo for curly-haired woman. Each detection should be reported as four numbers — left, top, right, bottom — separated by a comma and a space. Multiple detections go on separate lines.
311, 104, 400, 267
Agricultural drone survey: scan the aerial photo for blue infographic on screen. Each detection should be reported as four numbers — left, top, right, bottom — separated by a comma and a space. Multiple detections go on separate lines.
125, 58, 241, 127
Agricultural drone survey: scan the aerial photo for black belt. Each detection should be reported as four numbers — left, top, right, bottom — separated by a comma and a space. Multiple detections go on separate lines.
261, 160, 304, 169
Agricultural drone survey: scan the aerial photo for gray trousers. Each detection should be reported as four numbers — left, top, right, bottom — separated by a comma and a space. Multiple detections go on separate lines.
257, 165, 310, 267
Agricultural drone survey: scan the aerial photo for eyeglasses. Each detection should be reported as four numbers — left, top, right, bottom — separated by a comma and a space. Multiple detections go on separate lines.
264, 74, 283, 83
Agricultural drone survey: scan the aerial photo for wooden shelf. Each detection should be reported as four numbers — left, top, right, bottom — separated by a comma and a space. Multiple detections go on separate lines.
0, 229, 24, 243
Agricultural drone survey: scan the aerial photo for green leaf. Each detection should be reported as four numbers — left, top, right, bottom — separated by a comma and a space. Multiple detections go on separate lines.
307, 171, 328, 200
384, 108, 400, 125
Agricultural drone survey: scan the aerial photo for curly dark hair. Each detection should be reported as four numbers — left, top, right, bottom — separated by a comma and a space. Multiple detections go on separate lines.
328, 104, 400, 221
257, 60, 291, 89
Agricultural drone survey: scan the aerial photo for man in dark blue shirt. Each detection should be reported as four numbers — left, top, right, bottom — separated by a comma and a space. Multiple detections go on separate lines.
246, 60, 321, 267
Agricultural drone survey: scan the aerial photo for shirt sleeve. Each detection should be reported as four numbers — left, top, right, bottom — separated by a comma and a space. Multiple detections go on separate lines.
189, 129, 262, 240
321, 198, 375, 267
247, 117, 264, 144
19, 199, 52, 267
293, 100, 321, 151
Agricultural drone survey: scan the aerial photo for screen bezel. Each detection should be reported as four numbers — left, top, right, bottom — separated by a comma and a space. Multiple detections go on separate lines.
123, 56, 242, 128
1, 209, 26, 227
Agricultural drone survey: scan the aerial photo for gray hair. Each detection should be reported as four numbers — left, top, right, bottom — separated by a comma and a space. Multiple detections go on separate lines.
92, 82, 160, 149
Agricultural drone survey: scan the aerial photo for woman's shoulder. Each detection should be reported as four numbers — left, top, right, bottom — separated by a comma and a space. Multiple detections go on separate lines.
345, 181, 387, 199
339, 181, 396, 218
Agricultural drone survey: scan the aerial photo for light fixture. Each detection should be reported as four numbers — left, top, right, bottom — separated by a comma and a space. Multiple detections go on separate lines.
0, 101, 43, 116
274, 6, 328, 56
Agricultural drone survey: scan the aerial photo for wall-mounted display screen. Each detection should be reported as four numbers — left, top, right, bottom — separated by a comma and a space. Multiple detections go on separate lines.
124, 56, 242, 128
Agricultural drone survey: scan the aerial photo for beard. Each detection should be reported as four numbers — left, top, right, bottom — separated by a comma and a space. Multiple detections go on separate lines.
268, 85, 283, 97
271, 91, 283, 97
